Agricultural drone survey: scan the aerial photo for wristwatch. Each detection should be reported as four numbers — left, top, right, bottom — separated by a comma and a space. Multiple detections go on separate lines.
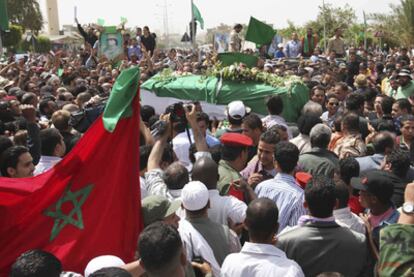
402, 202, 414, 214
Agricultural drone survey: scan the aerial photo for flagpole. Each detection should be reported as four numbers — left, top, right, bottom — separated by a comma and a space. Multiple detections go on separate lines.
323, 0, 327, 52
363, 11, 367, 50
191, 0, 196, 49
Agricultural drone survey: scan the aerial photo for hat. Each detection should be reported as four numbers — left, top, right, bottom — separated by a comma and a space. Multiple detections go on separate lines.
398, 69, 412, 79
225, 100, 251, 119
354, 74, 368, 87
0, 76, 14, 90
84, 255, 125, 277
181, 181, 209, 211
277, 43, 284, 48
295, 172, 312, 189
351, 170, 394, 203
220, 132, 253, 147
142, 195, 181, 227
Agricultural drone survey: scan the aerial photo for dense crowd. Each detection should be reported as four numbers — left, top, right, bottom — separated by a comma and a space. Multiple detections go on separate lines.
2, 23, 414, 277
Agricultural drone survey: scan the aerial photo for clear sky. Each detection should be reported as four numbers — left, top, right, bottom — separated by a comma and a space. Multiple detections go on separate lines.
40, 0, 395, 35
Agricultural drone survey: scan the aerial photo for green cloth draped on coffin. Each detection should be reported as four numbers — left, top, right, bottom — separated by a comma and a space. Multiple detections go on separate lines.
141, 75, 309, 123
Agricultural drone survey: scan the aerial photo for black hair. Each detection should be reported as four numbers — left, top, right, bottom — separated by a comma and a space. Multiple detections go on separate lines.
372, 132, 395, 154
342, 113, 360, 133
0, 135, 13, 158
242, 114, 263, 130
89, 267, 132, 277
310, 125, 331, 148
297, 115, 322, 136
362, 88, 378, 103
400, 114, 414, 126
141, 105, 156, 123
138, 222, 182, 274
305, 175, 336, 218
140, 145, 152, 171
260, 130, 281, 145
345, 93, 365, 112
395, 98, 412, 114
227, 115, 243, 126
339, 157, 360, 185
209, 144, 222, 164
386, 149, 411, 178
0, 145, 29, 177
221, 145, 246, 161
196, 112, 210, 125
39, 99, 51, 116
163, 162, 189, 190
21, 92, 37, 105
39, 128, 62, 156
266, 95, 283, 115
381, 96, 395, 115
10, 249, 62, 277
335, 180, 350, 208
274, 142, 299, 173
245, 198, 279, 240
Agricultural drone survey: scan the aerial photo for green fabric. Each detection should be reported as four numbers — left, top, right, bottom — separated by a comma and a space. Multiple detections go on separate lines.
120, 16, 128, 24
218, 53, 258, 68
103, 66, 140, 132
245, 16, 276, 45
396, 80, 414, 99
192, 3, 204, 30
104, 26, 117, 34
141, 75, 309, 123
218, 160, 242, 195
97, 18, 105, 26
303, 36, 314, 54
0, 0, 8, 31
379, 224, 414, 276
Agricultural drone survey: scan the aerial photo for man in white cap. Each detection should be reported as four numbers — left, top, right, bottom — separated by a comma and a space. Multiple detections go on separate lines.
84, 255, 125, 277
215, 100, 250, 139
395, 68, 414, 100
178, 181, 241, 277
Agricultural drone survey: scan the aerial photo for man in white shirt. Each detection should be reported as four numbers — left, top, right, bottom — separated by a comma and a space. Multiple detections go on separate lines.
34, 128, 65, 175
221, 198, 304, 277
192, 156, 248, 226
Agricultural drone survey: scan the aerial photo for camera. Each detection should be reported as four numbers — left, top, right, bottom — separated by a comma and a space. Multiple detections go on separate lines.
169, 102, 187, 123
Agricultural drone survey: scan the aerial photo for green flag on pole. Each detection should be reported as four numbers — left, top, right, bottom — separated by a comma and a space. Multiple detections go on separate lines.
0, 0, 9, 31
192, 2, 204, 29
245, 16, 276, 45
97, 18, 105, 26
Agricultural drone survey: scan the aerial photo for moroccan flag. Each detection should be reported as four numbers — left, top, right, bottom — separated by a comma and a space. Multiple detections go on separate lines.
245, 16, 276, 45
0, 67, 142, 275
192, 2, 204, 29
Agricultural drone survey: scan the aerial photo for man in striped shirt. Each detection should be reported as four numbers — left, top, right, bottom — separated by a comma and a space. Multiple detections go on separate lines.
255, 142, 306, 233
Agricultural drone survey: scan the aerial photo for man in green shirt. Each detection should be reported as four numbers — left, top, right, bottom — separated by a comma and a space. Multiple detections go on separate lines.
217, 133, 253, 195
395, 69, 414, 100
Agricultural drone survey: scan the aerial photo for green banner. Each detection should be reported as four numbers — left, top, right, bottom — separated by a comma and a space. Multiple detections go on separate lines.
245, 16, 276, 45
192, 2, 204, 29
0, 0, 9, 31
218, 53, 258, 68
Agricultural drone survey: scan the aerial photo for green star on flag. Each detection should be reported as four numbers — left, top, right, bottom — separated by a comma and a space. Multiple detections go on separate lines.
45, 183, 94, 241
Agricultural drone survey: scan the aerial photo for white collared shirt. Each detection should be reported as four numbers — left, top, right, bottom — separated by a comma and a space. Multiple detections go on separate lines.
208, 190, 247, 225
172, 131, 193, 171
333, 207, 366, 235
221, 242, 304, 277
34, 156, 62, 175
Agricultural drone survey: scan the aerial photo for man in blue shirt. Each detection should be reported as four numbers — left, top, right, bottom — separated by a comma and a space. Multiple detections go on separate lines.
284, 33, 302, 58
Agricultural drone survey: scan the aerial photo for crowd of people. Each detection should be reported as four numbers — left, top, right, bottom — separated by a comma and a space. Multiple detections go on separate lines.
1, 21, 414, 277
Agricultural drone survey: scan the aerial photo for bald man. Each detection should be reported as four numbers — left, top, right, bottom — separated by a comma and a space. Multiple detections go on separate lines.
192, 157, 248, 227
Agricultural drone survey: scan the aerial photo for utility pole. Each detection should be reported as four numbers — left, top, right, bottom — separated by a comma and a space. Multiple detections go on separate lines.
323, 0, 327, 52
191, 0, 196, 49
163, 0, 170, 48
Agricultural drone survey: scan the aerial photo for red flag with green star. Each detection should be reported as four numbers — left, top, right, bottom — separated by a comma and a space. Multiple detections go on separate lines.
0, 67, 142, 275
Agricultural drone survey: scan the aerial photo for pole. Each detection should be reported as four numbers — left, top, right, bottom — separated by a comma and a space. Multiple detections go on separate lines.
323, 0, 327, 52
191, 0, 196, 49
0, 31, 3, 58
363, 11, 367, 50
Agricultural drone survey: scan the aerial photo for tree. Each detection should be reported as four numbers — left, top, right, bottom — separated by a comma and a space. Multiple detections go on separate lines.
305, 3, 357, 47
35, 36, 51, 53
371, 0, 414, 46
3, 24, 23, 50
7, 0, 43, 33
278, 20, 305, 39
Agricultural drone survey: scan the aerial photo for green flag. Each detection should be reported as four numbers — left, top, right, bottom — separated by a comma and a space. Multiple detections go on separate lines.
97, 18, 105, 26
192, 2, 204, 29
0, 0, 9, 31
218, 53, 258, 68
245, 16, 276, 45
120, 16, 128, 25
103, 67, 140, 132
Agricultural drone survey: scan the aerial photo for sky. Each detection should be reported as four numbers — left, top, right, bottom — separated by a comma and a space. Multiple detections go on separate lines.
40, 0, 396, 35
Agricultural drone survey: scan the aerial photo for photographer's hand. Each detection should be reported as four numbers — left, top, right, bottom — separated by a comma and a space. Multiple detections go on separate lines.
186, 105, 208, 153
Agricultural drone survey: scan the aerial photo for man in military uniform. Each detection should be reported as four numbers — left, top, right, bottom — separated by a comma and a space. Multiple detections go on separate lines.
229, 24, 243, 52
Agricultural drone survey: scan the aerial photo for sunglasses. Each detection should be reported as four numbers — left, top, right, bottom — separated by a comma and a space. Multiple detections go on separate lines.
328, 102, 339, 106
